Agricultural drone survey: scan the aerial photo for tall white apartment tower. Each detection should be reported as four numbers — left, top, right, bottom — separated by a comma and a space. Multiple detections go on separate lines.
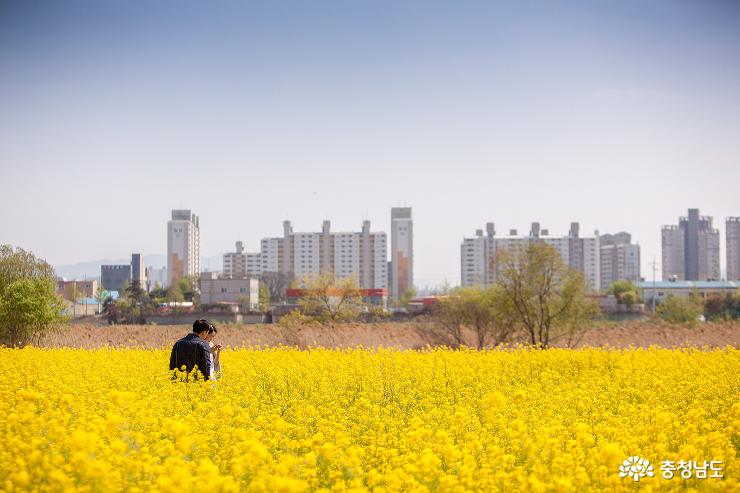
461, 223, 496, 287
167, 209, 200, 286
330, 220, 387, 288
599, 232, 641, 291
391, 207, 413, 301
260, 237, 283, 274
727, 217, 740, 281
661, 225, 685, 280
256, 220, 387, 290
360, 220, 388, 290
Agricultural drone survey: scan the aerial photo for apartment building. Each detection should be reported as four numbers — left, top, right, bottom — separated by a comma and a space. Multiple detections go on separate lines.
223, 241, 247, 279
726, 217, 740, 281
252, 219, 387, 289
460, 221, 601, 292
56, 279, 98, 301
661, 208, 720, 281
131, 253, 146, 290
167, 209, 200, 286
599, 233, 641, 291
101, 264, 131, 291
390, 207, 413, 301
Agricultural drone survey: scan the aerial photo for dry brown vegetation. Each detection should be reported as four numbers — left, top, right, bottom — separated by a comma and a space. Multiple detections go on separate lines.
37, 318, 740, 350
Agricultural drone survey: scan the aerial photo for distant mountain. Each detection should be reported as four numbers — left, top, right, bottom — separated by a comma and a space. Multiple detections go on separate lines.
54, 254, 223, 280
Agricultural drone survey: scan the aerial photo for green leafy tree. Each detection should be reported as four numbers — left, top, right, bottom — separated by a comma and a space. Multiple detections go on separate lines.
494, 242, 599, 348
259, 282, 270, 311
178, 276, 195, 302
618, 290, 638, 307
166, 283, 185, 323
0, 245, 67, 347
656, 295, 704, 325
148, 285, 168, 304
94, 285, 109, 314
608, 280, 639, 307
117, 281, 152, 323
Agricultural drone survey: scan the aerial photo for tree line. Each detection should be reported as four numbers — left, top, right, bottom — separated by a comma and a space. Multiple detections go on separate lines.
2, 242, 739, 348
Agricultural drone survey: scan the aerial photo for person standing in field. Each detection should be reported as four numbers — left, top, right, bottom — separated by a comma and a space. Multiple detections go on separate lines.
169, 319, 213, 381
204, 323, 222, 380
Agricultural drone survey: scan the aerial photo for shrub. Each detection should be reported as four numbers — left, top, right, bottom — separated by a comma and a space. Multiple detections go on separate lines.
656, 295, 703, 324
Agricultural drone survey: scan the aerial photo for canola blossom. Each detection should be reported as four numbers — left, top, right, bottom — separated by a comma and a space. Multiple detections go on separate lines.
1, 346, 737, 492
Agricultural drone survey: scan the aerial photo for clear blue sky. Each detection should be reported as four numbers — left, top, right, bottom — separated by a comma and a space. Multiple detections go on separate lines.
1, 1, 739, 285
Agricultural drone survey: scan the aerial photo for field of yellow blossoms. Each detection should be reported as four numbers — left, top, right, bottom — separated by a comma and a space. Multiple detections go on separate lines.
1, 346, 737, 492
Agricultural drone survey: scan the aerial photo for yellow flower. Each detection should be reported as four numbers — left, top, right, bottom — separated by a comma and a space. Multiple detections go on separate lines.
0, 346, 736, 492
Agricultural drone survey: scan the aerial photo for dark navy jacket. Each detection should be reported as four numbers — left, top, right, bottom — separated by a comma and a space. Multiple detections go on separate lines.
169, 333, 212, 380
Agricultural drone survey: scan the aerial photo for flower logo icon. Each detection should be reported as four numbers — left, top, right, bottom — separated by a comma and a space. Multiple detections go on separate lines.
619, 456, 655, 482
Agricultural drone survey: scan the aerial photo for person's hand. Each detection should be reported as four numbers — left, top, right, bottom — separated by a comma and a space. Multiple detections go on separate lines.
213, 344, 222, 353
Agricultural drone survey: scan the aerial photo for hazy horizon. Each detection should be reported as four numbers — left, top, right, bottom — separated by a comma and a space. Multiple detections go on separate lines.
2, 1, 739, 286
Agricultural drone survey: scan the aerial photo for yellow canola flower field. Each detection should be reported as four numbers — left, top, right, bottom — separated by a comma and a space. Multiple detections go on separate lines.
0, 346, 737, 493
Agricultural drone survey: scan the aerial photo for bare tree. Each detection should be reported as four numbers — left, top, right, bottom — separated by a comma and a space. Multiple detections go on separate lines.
432, 287, 516, 349
260, 272, 291, 303
431, 295, 466, 348
298, 273, 365, 323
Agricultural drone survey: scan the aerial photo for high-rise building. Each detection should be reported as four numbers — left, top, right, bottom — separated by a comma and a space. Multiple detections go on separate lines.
460, 221, 601, 292
390, 207, 413, 301
460, 223, 497, 287
255, 219, 387, 290
246, 252, 262, 277
727, 217, 740, 281
661, 225, 684, 280
599, 233, 640, 291
223, 241, 247, 279
167, 209, 200, 286
101, 264, 131, 291
661, 209, 719, 281
131, 253, 146, 290
260, 237, 283, 274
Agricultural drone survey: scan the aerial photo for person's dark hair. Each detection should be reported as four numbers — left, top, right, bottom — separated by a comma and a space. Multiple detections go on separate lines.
208, 323, 218, 334
193, 319, 210, 334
